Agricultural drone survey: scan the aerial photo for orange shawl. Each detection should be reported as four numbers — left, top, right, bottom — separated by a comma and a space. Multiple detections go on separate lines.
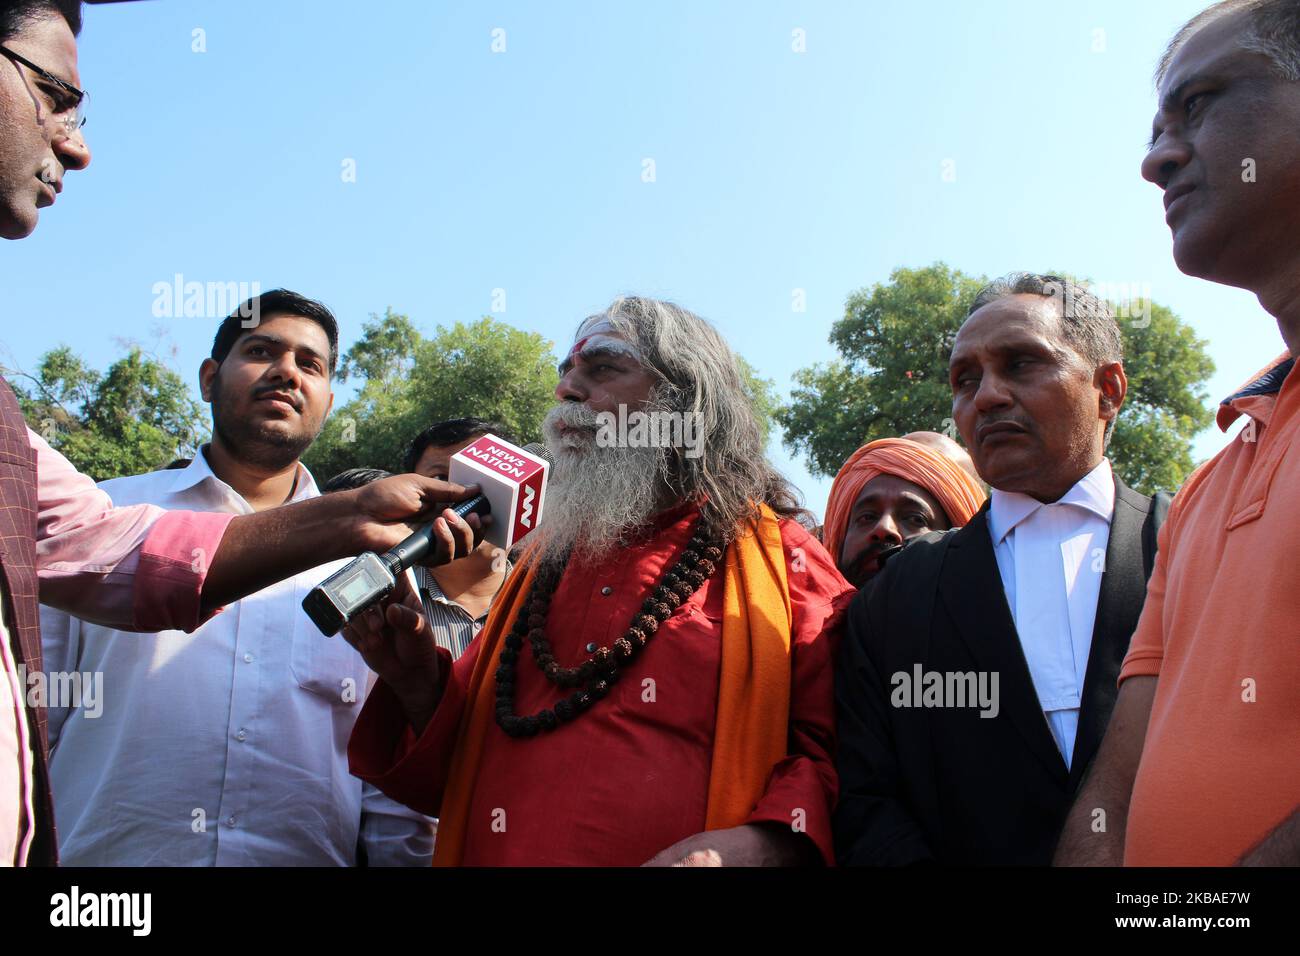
431, 503, 793, 865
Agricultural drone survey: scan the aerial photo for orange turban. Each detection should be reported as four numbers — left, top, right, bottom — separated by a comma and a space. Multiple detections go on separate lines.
822, 438, 987, 567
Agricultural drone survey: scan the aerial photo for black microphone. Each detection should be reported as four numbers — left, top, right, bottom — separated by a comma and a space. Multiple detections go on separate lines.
380, 491, 494, 574
302, 442, 551, 636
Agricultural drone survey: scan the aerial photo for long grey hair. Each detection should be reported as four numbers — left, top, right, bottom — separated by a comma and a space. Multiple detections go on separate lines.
587, 296, 810, 542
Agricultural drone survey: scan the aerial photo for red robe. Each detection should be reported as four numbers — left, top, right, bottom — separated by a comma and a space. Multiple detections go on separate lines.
349, 503, 853, 865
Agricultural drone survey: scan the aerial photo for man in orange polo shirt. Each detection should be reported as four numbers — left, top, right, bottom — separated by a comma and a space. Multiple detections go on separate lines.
1055, 0, 1300, 866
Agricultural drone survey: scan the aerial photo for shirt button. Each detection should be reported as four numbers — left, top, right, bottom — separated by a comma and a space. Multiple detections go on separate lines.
236, 729, 248, 741
226, 816, 237, 827
243, 653, 254, 663
585, 642, 598, 653
601, 586, 613, 596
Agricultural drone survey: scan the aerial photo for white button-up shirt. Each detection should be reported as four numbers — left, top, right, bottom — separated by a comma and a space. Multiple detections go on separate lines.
39, 450, 434, 866
988, 458, 1115, 769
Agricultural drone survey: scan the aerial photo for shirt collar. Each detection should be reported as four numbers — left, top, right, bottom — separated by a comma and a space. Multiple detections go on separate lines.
165, 445, 319, 506
988, 458, 1115, 546
420, 566, 448, 603
1216, 353, 1296, 432
419, 561, 512, 617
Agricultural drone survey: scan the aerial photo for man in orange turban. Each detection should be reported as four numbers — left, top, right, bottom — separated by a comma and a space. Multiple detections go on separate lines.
823, 434, 986, 588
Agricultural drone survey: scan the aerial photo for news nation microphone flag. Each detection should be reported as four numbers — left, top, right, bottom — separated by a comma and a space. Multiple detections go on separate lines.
448, 435, 549, 551
302, 435, 550, 635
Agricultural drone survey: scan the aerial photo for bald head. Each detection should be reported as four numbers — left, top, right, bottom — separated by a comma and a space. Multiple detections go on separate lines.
902, 431, 981, 483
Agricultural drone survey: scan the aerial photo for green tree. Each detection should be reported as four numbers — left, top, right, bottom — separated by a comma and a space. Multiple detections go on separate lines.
304, 313, 562, 479
11, 345, 209, 482
336, 307, 421, 384
778, 263, 1215, 496
737, 354, 781, 450
9, 312, 795, 488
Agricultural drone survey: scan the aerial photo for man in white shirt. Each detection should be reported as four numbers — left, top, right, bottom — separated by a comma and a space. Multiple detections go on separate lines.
835, 273, 1169, 865
987, 456, 1115, 768
39, 289, 435, 866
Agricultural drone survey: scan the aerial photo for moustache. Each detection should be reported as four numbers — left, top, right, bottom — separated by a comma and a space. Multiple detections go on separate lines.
544, 404, 602, 449
845, 543, 885, 583
547, 403, 599, 428
974, 414, 1036, 446
252, 387, 302, 411
846, 541, 906, 585
978, 414, 1033, 432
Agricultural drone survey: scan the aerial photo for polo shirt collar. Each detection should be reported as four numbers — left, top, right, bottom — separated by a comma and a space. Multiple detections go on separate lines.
1216, 353, 1296, 432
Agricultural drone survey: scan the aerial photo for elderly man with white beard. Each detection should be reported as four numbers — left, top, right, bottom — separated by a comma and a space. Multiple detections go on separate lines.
344, 296, 854, 866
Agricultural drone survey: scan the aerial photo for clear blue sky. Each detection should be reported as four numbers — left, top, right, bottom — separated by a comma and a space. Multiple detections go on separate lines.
0, 0, 1280, 519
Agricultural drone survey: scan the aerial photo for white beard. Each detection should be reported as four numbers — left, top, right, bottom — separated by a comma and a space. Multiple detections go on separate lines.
538, 402, 669, 567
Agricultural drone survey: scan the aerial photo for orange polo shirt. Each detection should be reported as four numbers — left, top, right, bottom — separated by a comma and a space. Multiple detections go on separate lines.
1119, 354, 1300, 866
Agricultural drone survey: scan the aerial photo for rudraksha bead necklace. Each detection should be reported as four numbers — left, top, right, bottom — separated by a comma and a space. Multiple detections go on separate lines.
494, 528, 724, 737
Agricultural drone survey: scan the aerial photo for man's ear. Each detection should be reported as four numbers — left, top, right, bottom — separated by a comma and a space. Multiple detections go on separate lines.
199, 358, 219, 403
1096, 361, 1128, 422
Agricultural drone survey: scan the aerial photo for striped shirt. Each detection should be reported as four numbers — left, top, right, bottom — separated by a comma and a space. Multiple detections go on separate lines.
414, 563, 510, 660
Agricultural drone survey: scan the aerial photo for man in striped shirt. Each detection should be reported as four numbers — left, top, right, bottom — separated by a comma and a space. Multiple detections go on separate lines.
403, 419, 514, 660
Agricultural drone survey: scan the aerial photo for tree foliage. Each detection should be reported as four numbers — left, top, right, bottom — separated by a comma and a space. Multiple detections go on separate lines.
777, 263, 1216, 496
304, 310, 787, 480
736, 354, 781, 450
303, 313, 562, 479
8, 310, 792, 488
12, 345, 209, 482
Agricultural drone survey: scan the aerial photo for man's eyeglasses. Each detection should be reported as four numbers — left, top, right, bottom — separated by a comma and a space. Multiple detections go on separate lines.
0, 45, 88, 135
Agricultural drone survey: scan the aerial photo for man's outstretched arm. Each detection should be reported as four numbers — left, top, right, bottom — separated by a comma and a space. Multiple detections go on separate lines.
1054, 675, 1156, 866
199, 474, 481, 614
33, 428, 480, 631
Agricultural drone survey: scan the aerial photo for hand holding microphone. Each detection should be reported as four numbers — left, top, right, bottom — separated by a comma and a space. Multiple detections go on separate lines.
303, 437, 550, 636
345, 472, 486, 555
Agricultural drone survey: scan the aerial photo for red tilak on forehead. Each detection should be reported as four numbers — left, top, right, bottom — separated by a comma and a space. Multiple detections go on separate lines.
565, 332, 642, 363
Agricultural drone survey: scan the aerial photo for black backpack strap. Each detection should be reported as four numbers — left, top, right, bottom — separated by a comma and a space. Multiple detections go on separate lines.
1141, 492, 1172, 581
